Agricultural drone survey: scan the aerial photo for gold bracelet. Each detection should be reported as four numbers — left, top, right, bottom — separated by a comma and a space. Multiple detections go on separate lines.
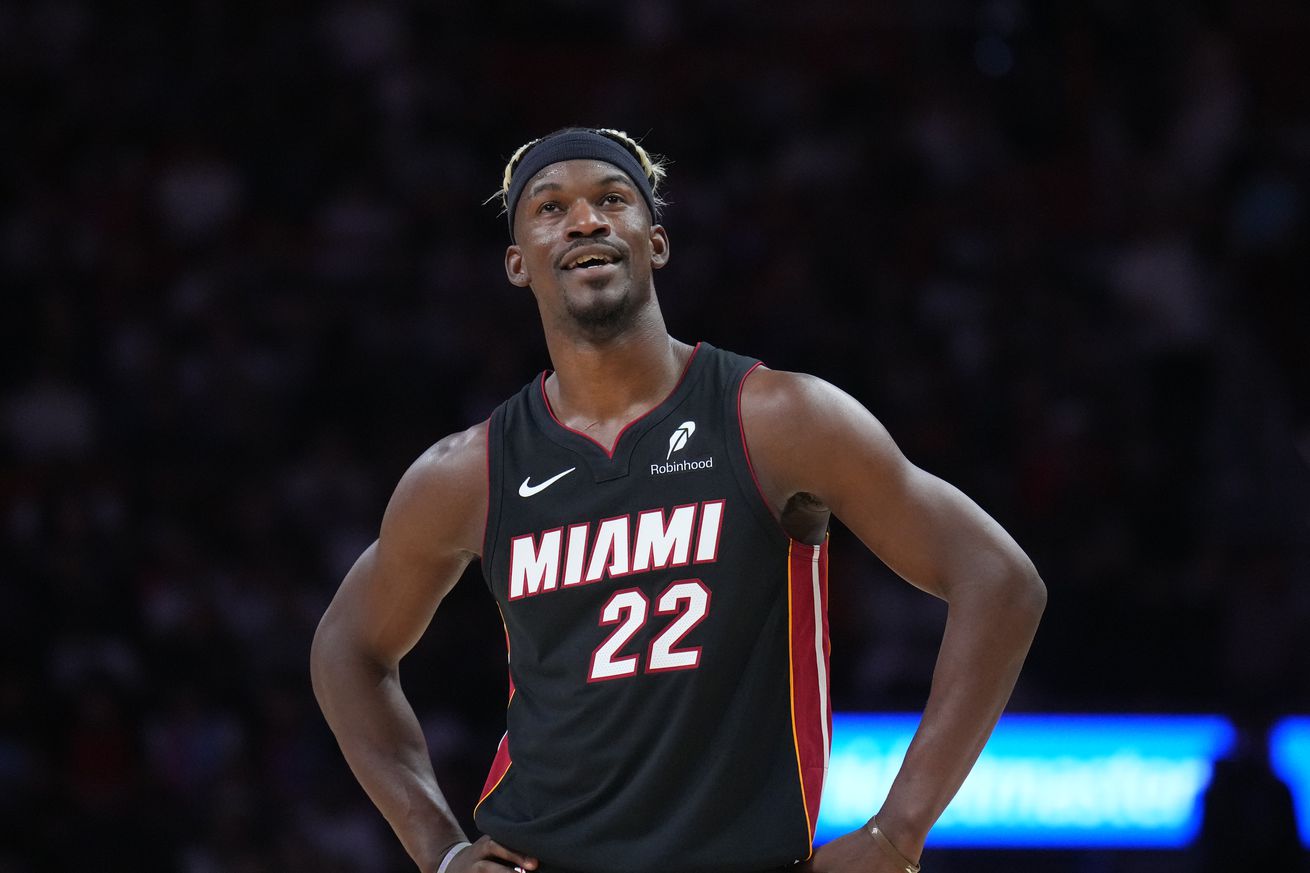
867, 816, 921, 873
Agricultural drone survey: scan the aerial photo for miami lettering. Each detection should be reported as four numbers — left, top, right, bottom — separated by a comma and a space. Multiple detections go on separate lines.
509, 499, 725, 600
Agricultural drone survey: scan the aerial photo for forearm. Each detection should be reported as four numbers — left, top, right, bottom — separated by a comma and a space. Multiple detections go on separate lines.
876, 564, 1046, 858
311, 628, 466, 872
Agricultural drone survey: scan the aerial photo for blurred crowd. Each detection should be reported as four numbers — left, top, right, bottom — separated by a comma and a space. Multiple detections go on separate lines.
3, 1, 1309, 870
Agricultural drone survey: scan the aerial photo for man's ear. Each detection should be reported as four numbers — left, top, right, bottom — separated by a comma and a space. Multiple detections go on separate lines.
505, 245, 531, 287
650, 225, 670, 270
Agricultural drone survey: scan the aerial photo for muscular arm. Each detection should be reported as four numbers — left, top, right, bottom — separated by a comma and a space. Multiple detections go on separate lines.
741, 368, 1046, 869
311, 422, 525, 872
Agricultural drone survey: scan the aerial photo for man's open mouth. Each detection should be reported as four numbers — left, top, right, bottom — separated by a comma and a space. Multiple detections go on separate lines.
562, 249, 621, 270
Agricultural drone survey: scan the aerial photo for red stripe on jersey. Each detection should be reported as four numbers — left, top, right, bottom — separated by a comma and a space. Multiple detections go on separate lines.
787, 538, 831, 850
477, 730, 513, 808
481, 416, 493, 559
736, 362, 791, 538
736, 362, 769, 506
477, 617, 516, 810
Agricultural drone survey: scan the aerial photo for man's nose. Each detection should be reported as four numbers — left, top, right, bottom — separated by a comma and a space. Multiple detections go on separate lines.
565, 199, 610, 238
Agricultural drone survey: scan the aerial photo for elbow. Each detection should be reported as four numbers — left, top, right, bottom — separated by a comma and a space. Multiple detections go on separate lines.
309, 604, 392, 708
1011, 559, 1047, 626
309, 606, 357, 708
309, 612, 336, 705
961, 550, 1045, 626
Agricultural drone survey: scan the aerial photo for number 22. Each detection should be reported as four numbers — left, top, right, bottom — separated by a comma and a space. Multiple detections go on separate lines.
587, 580, 711, 682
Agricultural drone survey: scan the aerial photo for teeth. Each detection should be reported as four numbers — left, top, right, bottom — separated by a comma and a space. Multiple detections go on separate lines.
569, 253, 612, 268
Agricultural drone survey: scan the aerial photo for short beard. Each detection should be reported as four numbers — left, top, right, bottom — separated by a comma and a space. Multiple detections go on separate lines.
564, 289, 637, 339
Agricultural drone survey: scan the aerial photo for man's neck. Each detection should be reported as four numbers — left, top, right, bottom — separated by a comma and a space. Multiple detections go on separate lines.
542, 318, 693, 454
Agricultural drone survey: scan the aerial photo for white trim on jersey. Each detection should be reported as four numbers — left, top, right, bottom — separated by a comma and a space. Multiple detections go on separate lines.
810, 543, 830, 775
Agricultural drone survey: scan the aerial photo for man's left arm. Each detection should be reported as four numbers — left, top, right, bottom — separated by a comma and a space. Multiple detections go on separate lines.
741, 368, 1047, 872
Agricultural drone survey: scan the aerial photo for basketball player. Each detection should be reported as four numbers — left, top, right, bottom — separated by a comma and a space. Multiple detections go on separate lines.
311, 128, 1046, 873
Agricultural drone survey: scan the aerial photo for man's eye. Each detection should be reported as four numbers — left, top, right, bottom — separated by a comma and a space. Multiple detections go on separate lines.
539, 202, 560, 214
602, 193, 625, 205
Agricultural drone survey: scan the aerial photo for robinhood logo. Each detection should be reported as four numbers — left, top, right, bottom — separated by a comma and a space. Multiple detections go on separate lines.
654, 421, 713, 475
667, 421, 696, 459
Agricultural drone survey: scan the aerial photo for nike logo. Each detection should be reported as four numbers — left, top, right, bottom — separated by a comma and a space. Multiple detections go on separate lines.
518, 467, 576, 497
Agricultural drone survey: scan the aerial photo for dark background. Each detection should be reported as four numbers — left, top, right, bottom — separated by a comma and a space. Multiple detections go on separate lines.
3, 0, 1309, 870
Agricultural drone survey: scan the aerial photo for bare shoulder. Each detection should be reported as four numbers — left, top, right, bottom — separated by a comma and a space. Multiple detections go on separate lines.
407, 419, 489, 487
383, 419, 490, 560
740, 366, 907, 516
741, 366, 893, 435
740, 366, 843, 422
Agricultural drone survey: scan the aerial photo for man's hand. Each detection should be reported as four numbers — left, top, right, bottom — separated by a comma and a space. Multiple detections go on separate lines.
445, 835, 539, 872
797, 827, 915, 873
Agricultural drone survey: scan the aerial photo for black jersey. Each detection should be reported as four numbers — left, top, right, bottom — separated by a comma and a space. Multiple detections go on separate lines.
475, 343, 831, 873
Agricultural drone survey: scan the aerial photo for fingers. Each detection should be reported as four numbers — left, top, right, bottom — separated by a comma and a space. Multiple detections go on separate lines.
453, 836, 538, 871
484, 838, 539, 870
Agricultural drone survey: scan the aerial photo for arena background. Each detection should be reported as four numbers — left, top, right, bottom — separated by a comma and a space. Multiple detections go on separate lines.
3, 1, 1309, 870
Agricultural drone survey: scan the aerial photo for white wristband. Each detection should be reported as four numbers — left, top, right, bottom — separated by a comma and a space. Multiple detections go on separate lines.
436, 841, 471, 873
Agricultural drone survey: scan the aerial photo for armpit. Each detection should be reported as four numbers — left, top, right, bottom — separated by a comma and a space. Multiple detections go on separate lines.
781, 491, 830, 545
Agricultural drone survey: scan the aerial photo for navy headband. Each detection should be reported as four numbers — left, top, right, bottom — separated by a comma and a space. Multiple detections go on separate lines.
505, 130, 657, 240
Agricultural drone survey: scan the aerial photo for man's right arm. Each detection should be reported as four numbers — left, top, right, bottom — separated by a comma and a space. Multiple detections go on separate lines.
309, 422, 538, 873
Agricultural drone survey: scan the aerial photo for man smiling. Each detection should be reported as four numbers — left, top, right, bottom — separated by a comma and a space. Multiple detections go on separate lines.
311, 127, 1046, 873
